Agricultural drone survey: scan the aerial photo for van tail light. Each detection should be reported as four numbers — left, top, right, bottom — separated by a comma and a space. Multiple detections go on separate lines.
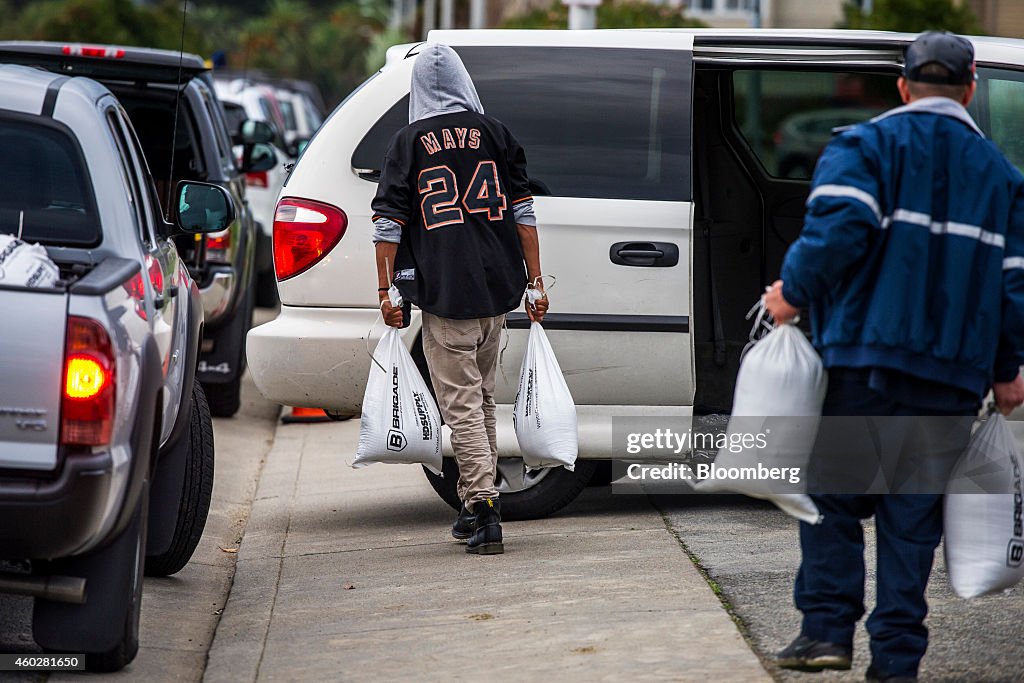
246, 171, 269, 189
206, 229, 232, 263
273, 197, 347, 281
61, 317, 116, 447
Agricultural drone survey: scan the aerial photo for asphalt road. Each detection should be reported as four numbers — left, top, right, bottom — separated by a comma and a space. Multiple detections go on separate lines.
655, 493, 1024, 683
0, 361, 279, 682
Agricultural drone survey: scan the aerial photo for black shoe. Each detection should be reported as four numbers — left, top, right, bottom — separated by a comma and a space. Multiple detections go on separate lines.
866, 666, 917, 682
452, 505, 477, 540
466, 498, 503, 555
776, 634, 852, 671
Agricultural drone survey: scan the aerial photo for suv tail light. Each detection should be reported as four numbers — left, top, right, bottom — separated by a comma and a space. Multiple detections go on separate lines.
61, 317, 115, 447
273, 197, 347, 281
206, 230, 232, 263
246, 171, 269, 189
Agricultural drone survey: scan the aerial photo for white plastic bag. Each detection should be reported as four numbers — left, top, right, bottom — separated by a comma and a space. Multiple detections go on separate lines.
354, 299, 443, 474
696, 309, 826, 525
513, 322, 578, 471
944, 412, 1024, 598
0, 233, 58, 288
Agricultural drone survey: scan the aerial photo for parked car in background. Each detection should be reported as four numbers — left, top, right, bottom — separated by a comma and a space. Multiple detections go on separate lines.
773, 107, 884, 178
0, 42, 271, 417
211, 69, 328, 158
214, 83, 289, 306
0, 64, 229, 670
213, 77, 290, 152
274, 85, 324, 156
247, 28, 1024, 520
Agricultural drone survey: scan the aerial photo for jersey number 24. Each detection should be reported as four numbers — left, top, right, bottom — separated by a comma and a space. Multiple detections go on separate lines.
418, 161, 507, 230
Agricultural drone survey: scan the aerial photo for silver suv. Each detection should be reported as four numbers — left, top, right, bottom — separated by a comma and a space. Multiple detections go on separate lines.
0, 64, 229, 671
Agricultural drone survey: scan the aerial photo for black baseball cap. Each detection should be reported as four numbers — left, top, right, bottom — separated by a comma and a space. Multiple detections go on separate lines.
903, 31, 975, 85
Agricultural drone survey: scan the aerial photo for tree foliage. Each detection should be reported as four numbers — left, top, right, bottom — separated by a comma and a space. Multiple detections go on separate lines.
503, 0, 706, 30
0, 0, 394, 104
841, 0, 981, 35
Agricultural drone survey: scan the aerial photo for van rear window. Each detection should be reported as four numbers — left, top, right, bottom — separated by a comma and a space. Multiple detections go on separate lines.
353, 46, 692, 202
0, 117, 99, 246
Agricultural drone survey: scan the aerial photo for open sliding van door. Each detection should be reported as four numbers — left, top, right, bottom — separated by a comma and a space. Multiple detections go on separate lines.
688, 32, 906, 413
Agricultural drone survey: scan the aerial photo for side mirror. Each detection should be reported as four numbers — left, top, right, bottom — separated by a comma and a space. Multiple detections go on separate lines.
239, 119, 275, 145
286, 137, 310, 158
175, 181, 236, 234
241, 142, 278, 173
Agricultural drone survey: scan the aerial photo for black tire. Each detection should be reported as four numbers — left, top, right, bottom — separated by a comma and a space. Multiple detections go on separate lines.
204, 376, 242, 418
588, 460, 614, 487
423, 457, 598, 521
203, 284, 253, 418
255, 269, 279, 308
145, 382, 215, 577
34, 487, 148, 672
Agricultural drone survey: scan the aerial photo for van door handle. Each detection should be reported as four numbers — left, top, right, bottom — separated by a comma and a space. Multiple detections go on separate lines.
610, 242, 679, 267
617, 248, 663, 258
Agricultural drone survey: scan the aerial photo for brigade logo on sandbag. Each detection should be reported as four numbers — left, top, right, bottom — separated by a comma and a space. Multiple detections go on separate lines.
391, 366, 402, 430
387, 429, 407, 452
1010, 455, 1023, 568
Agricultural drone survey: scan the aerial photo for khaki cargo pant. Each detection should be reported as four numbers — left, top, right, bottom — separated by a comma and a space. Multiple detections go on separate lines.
421, 312, 504, 508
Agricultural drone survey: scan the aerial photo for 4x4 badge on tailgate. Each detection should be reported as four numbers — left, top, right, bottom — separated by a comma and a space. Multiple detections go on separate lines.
0, 407, 48, 431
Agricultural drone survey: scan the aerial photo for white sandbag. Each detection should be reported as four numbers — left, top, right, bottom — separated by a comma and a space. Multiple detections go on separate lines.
696, 311, 826, 525
354, 296, 442, 474
944, 412, 1024, 599
0, 233, 58, 288
513, 321, 578, 471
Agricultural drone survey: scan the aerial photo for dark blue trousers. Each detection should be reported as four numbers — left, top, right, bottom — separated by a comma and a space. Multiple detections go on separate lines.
795, 369, 976, 678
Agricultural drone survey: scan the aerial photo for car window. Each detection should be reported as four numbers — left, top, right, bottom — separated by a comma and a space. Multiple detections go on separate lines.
278, 98, 297, 132
106, 109, 149, 245
0, 115, 99, 247
115, 107, 164, 244
732, 70, 901, 180
201, 87, 238, 174
222, 102, 247, 138
117, 92, 206, 220
972, 67, 1024, 173
303, 96, 323, 131
352, 47, 693, 201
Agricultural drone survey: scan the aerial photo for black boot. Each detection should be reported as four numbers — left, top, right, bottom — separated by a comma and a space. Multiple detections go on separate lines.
466, 498, 503, 555
451, 505, 477, 540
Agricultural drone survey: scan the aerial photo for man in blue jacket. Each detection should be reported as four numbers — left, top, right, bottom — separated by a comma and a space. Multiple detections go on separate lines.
765, 32, 1024, 682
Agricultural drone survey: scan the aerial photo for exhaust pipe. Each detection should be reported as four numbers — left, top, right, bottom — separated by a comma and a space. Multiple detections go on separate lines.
0, 573, 86, 604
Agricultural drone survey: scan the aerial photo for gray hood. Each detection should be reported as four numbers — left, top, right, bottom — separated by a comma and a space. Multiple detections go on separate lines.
409, 43, 483, 123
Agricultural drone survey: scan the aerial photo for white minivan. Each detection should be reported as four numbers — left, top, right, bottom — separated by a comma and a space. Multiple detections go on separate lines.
248, 28, 1024, 519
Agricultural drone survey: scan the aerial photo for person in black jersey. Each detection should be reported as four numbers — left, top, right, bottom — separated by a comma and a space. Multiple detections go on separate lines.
371, 43, 547, 555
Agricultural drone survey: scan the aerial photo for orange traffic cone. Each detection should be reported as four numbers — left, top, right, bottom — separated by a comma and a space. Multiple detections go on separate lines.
281, 406, 332, 424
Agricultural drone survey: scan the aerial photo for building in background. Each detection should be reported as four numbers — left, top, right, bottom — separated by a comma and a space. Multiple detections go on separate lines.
401, 1, 1024, 37
964, 0, 1024, 37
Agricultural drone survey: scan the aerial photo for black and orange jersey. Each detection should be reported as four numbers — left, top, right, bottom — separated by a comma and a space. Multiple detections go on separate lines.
371, 110, 531, 319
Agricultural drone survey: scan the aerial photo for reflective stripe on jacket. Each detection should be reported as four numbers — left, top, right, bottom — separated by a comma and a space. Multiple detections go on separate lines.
780, 96, 1024, 398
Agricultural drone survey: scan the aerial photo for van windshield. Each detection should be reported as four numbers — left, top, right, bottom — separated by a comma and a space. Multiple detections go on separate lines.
0, 116, 100, 246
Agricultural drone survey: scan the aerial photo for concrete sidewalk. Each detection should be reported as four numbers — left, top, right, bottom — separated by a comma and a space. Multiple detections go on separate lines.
204, 419, 770, 682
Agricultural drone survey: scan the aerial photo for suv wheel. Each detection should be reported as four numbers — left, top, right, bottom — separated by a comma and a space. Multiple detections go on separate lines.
145, 381, 215, 577
33, 486, 148, 672
423, 457, 597, 520
203, 284, 254, 418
